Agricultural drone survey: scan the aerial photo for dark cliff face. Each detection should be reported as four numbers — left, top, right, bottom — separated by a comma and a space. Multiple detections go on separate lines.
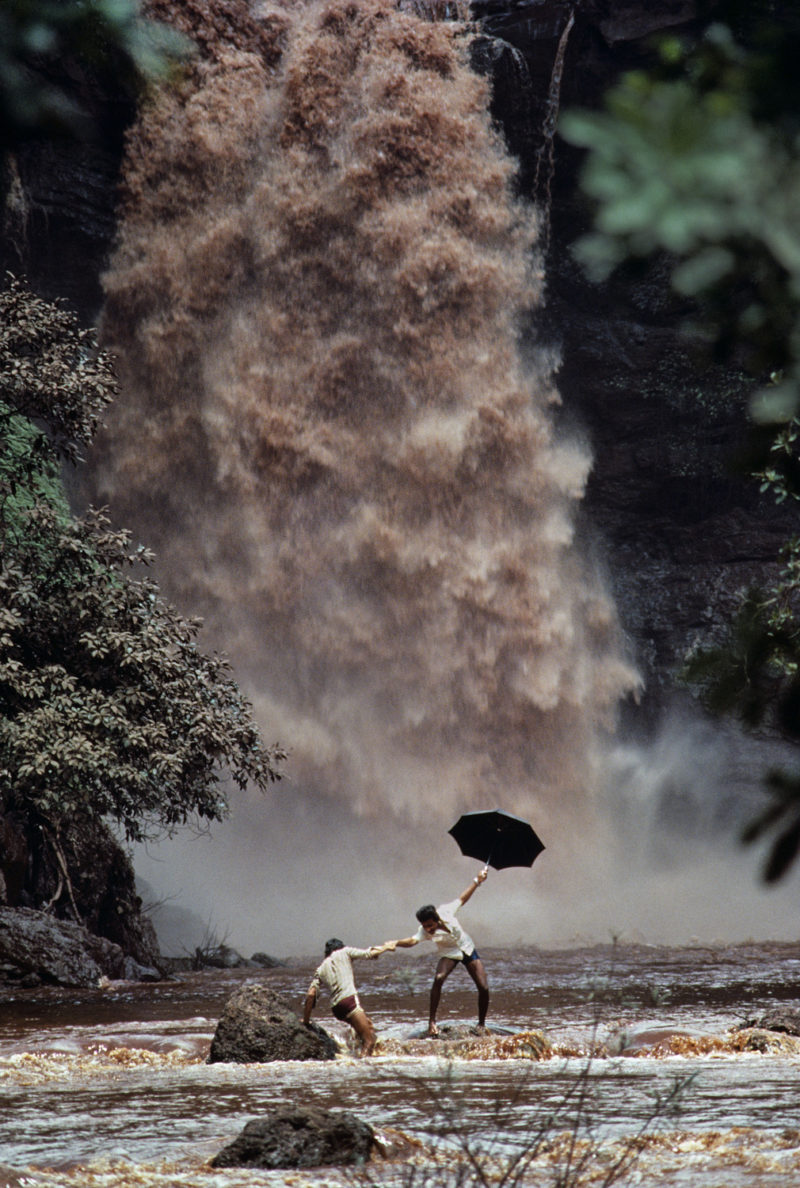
1, 0, 787, 718
1, 68, 133, 322
475, 0, 794, 720
0, 798, 162, 973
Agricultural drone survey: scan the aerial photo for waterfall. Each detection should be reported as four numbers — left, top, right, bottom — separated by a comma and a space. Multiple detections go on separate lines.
90, 0, 641, 951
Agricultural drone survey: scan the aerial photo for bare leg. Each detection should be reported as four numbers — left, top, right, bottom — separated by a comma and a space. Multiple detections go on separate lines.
427, 956, 458, 1035
465, 957, 489, 1029
348, 1007, 376, 1056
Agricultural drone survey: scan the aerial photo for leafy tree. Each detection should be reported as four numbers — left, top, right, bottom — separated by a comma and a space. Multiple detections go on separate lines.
0, 0, 191, 148
559, 1, 800, 880
1, 269, 115, 495
0, 275, 284, 880
560, 2, 800, 428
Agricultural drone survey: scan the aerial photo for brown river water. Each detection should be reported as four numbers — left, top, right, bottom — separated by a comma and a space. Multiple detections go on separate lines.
2, 942, 800, 1186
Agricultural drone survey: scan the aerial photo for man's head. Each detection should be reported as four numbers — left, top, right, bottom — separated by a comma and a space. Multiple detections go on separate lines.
324, 937, 344, 957
415, 905, 440, 935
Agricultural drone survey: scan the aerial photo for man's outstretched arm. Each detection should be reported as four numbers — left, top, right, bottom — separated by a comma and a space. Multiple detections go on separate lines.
458, 866, 488, 906
374, 935, 419, 951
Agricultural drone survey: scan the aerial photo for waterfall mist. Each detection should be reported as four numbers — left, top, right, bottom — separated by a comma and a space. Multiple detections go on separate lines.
89, 0, 796, 955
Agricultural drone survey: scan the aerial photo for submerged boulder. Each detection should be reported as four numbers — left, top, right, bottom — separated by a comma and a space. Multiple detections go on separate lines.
210, 1107, 375, 1169
375, 1025, 552, 1060
207, 981, 338, 1063
603, 1024, 700, 1056
250, 950, 286, 968
733, 1028, 800, 1055
738, 1008, 800, 1037
193, 943, 256, 970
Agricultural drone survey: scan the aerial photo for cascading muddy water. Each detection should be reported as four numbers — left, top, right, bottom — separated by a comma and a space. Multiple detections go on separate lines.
90, 0, 638, 951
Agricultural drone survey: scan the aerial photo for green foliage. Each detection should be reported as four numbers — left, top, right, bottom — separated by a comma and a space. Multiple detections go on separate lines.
0, 0, 192, 147
560, 11, 800, 428
683, 567, 800, 881
0, 275, 284, 843
561, 4, 800, 880
0, 506, 283, 842
0, 402, 70, 537
0, 273, 116, 463
0, 271, 114, 547
683, 585, 800, 729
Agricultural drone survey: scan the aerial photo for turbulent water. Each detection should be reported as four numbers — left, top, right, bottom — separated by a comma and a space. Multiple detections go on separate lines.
2, 943, 800, 1186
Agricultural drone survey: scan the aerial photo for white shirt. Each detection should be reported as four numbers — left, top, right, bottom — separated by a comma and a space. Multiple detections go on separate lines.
413, 898, 476, 960
308, 946, 370, 1006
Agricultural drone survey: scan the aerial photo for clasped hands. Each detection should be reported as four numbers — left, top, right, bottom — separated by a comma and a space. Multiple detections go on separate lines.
367, 941, 396, 958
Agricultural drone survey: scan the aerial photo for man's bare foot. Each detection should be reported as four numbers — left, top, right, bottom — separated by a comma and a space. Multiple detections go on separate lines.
471, 1024, 487, 1036
426, 1023, 439, 1037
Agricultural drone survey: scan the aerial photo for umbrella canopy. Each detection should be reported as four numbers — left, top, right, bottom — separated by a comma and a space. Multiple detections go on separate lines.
448, 808, 545, 871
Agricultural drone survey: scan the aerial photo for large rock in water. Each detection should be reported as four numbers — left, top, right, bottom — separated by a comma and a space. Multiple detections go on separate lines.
0, 906, 161, 987
207, 981, 339, 1063
738, 1007, 800, 1037
210, 1107, 375, 1169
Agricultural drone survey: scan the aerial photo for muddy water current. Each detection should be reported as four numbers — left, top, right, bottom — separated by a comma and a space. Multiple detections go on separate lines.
2, 943, 800, 1186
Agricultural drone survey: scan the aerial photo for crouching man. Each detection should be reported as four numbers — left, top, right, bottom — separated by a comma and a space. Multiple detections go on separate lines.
302, 937, 391, 1056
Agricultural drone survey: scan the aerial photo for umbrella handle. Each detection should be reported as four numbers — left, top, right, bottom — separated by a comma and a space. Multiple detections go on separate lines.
470, 865, 489, 889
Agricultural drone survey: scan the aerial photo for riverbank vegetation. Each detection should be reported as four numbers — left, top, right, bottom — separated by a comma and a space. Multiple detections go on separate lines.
0, 274, 284, 915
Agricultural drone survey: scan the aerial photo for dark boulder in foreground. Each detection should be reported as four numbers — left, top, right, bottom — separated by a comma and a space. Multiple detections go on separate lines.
207, 981, 338, 1063
0, 906, 161, 987
738, 1007, 800, 1037
210, 1107, 375, 1169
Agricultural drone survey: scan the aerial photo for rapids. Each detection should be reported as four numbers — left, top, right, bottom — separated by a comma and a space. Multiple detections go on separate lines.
2, 942, 800, 1186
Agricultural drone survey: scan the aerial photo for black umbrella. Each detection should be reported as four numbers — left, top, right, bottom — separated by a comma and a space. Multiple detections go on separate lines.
448, 808, 545, 871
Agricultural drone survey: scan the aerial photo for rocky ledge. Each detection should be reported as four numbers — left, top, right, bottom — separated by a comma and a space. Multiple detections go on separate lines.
0, 906, 161, 988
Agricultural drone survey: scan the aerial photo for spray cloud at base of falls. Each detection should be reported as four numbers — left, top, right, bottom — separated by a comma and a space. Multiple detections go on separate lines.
83, 0, 735, 952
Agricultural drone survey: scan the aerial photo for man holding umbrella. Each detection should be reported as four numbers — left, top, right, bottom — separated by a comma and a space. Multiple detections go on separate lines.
381, 866, 490, 1036
381, 808, 544, 1037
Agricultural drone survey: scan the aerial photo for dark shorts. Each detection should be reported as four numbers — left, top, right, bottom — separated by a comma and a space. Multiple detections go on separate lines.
459, 949, 480, 965
332, 994, 360, 1020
